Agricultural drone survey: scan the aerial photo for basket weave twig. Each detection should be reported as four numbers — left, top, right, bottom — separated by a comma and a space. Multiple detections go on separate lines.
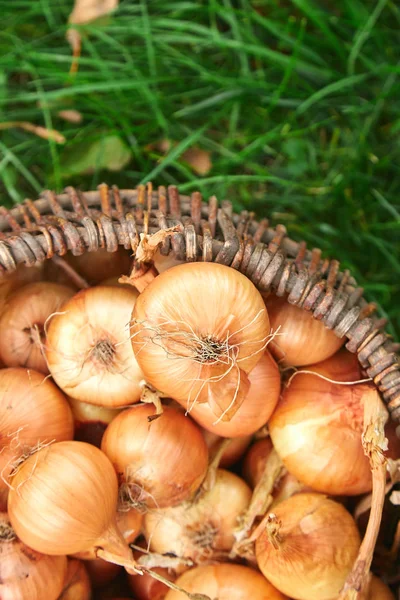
0, 182, 399, 430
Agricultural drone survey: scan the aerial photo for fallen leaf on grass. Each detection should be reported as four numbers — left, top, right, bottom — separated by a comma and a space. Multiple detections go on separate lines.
60, 134, 131, 178
0, 121, 65, 143
67, 0, 119, 74
57, 109, 83, 124
146, 139, 212, 175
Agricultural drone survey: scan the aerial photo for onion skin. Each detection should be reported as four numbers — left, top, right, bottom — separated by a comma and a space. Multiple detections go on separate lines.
102, 404, 209, 509
202, 430, 251, 467
164, 563, 287, 600
364, 575, 395, 599
0, 282, 75, 373
85, 558, 122, 588
255, 493, 361, 600
64, 247, 132, 284
58, 559, 91, 600
68, 396, 122, 448
265, 294, 344, 366
143, 469, 252, 563
0, 367, 74, 511
131, 262, 270, 420
190, 351, 280, 437
242, 437, 308, 503
8, 441, 128, 557
0, 512, 67, 600
46, 286, 144, 407
269, 350, 376, 495
0, 263, 43, 316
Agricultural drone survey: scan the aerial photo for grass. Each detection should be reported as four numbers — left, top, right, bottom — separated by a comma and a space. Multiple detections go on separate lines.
0, 0, 399, 337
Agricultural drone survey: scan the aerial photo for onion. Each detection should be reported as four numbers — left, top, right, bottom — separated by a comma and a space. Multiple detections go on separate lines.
74, 506, 143, 560
101, 404, 209, 509
269, 350, 378, 495
131, 262, 270, 421
153, 250, 184, 274
46, 286, 144, 407
0, 282, 75, 373
68, 396, 122, 447
242, 438, 308, 504
64, 247, 133, 284
201, 430, 251, 468
0, 263, 44, 316
255, 492, 361, 600
190, 351, 280, 437
265, 294, 344, 366
58, 559, 91, 600
0, 367, 74, 510
85, 558, 122, 588
164, 563, 287, 600
128, 566, 174, 600
8, 440, 136, 567
143, 469, 251, 563
364, 575, 395, 599
0, 512, 67, 600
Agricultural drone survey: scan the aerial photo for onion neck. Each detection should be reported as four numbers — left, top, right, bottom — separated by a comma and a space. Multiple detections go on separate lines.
95, 520, 139, 572
265, 513, 283, 550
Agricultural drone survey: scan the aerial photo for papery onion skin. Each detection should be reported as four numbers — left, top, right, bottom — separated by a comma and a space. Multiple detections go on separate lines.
101, 404, 209, 508
65, 247, 132, 284
131, 263, 270, 420
164, 563, 287, 600
269, 350, 376, 495
74, 507, 143, 560
58, 559, 91, 600
0, 263, 44, 316
255, 493, 361, 600
85, 558, 122, 588
68, 396, 122, 448
242, 437, 308, 504
46, 286, 144, 407
265, 294, 344, 366
201, 430, 251, 467
0, 282, 75, 373
143, 469, 252, 563
191, 351, 280, 437
365, 575, 395, 600
0, 512, 67, 600
8, 440, 124, 556
0, 367, 74, 511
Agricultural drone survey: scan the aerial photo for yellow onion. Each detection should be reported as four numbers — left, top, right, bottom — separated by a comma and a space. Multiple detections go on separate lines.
201, 430, 251, 468
128, 566, 174, 600
64, 247, 133, 284
74, 506, 143, 560
85, 558, 122, 588
269, 350, 377, 495
0, 263, 44, 316
0, 282, 75, 373
58, 559, 91, 600
255, 492, 361, 600
46, 286, 144, 407
68, 396, 122, 447
0, 367, 74, 510
143, 469, 251, 563
164, 563, 287, 599
101, 404, 209, 509
265, 294, 344, 366
0, 512, 67, 600
242, 438, 308, 503
131, 262, 270, 421
364, 575, 395, 599
8, 440, 135, 567
190, 351, 280, 436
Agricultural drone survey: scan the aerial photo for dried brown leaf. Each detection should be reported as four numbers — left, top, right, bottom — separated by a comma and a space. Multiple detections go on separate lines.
0, 121, 65, 144
182, 147, 212, 175
68, 0, 118, 25
57, 110, 83, 124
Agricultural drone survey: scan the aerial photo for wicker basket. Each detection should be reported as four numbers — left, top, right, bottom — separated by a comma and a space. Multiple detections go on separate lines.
0, 182, 399, 431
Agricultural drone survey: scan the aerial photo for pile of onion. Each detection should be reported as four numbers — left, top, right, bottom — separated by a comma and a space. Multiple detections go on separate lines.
0, 254, 395, 600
